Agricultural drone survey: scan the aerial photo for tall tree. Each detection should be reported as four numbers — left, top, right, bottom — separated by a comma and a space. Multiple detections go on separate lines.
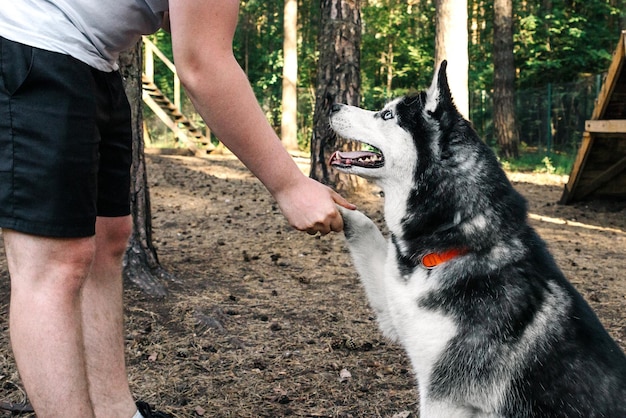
435, 0, 469, 118
493, 0, 519, 159
310, 0, 362, 191
360, 0, 436, 108
119, 43, 171, 297
234, 2, 282, 127
281, 0, 299, 150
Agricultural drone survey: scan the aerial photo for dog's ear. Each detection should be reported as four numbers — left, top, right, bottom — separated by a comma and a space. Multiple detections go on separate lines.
424, 60, 456, 117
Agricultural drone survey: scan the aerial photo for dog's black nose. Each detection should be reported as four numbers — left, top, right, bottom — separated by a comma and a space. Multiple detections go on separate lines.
330, 103, 343, 114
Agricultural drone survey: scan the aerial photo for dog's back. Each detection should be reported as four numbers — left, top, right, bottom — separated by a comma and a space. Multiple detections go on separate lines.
331, 61, 626, 417
427, 224, 626, 417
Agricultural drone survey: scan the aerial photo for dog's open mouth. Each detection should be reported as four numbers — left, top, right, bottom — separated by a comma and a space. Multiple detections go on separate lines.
329, 149, 384, 169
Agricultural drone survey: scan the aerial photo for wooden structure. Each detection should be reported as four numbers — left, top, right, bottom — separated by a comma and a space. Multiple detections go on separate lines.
560, 31, 626, 203
142, 37, 213, 155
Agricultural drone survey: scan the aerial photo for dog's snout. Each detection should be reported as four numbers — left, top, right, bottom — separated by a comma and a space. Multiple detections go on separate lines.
330, 103, 344, 114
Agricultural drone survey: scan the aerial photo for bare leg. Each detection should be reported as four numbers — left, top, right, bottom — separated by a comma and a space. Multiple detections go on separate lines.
82, 216, 136, 418
5, 216, 137, 418
5, 230, 96, 418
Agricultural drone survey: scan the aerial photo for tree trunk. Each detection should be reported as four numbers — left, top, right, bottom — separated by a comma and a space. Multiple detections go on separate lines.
310, 0, 362, 191
119, 42, 172, 297
435, 0, 469, 118
281, 0, 299, 151
542, 0, 552, 53
493, 0, 519, 159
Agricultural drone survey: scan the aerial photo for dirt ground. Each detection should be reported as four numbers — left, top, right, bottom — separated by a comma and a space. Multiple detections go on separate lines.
1, 152, 625, 418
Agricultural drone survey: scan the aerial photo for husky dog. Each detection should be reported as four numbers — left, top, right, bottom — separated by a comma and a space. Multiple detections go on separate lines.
329, 61, 626, 417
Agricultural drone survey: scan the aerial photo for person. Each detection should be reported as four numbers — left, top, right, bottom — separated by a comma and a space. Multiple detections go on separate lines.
0, 0, 354, 417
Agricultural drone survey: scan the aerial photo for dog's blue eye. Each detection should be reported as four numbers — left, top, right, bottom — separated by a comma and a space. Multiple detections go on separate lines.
381, 110, 394, 120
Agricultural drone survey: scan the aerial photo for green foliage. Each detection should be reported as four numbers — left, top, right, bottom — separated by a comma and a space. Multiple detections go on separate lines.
144, 0, 625, 157
146, 31, 174, 98
233, 1, 284, 126
468, 0, 494, 92
515, 0, 622, 87
361, 0, 436, 109
499, 150, 574, 175
235, 0, 320, 148
295, 0, 321, 150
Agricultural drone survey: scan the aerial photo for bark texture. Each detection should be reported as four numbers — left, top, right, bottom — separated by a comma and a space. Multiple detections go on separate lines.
493, 0, 519, 159
310, 0, 362, 191
120, 43, 172, 297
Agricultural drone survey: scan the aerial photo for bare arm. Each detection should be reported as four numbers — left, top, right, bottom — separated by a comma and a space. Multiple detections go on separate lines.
167, 0, 354, 234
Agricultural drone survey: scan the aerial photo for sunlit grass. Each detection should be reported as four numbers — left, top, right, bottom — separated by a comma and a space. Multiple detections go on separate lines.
499, 150, 574, 175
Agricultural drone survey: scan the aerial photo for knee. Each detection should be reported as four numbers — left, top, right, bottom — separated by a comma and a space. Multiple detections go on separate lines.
57, 239, 98, 293
95, 216, 132, 261
8, 235, 97, 298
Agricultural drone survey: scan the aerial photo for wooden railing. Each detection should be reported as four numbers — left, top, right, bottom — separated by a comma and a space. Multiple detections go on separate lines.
143, 37, 181, 108
142, 37, 212, 154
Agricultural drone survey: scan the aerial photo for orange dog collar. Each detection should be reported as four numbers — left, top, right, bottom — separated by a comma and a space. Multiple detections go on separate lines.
421, 248, 467, 269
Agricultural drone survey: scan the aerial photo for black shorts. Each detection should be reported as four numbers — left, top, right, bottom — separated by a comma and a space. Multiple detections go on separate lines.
0, 37, 132, 238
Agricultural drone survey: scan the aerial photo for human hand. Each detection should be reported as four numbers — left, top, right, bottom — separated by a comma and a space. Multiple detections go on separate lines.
274, 176, 356, 235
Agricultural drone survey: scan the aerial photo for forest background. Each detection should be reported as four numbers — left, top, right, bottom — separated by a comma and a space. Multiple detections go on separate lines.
145, 0, 626, 174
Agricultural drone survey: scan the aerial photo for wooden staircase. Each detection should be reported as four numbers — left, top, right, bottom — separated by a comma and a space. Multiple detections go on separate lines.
142, 37, 213, 155
561, 31, 626, 203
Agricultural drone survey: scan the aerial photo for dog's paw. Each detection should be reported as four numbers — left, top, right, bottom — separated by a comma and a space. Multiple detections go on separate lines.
337, 206, 378, 240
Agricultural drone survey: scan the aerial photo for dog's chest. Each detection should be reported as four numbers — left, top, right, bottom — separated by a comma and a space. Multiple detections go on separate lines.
384, 243, 458, 382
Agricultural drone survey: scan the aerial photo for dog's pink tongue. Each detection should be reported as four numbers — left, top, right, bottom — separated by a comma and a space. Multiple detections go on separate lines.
335, 151, 375, 159
330, 150, 374, 166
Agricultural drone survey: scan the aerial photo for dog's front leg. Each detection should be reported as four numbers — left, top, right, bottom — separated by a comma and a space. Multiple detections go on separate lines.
338, 207, 397, 341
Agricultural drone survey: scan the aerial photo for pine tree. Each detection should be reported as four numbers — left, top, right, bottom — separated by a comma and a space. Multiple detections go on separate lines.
310, 0, 362, 190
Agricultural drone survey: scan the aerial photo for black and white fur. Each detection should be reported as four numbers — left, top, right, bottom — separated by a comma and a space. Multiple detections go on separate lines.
329, 61, 626, 417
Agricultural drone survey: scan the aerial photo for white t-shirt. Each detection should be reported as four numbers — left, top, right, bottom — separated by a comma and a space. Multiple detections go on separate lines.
0, 0, 169, 71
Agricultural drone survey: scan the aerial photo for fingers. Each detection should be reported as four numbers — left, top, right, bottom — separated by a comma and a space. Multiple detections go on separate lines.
276, 177, 353, 236
304, 200, 345, 236
329, 207, 344, 233
311, 189, 350, 236
331, 190, 357, 211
